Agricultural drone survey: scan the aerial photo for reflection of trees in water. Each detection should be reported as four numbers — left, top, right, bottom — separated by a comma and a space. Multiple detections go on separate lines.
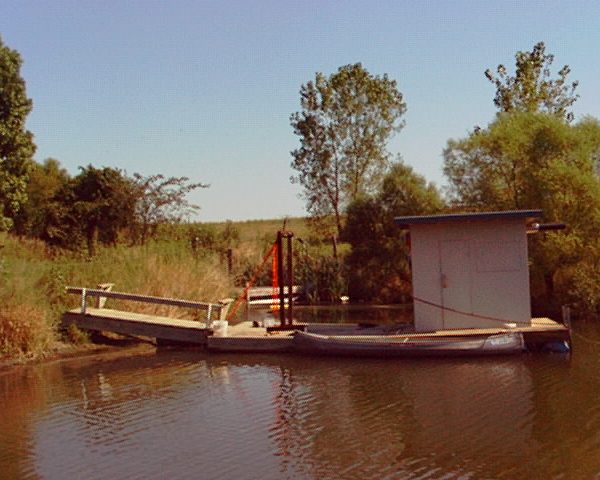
1, 335, 598, 479
527, 322, 600, 479
0, 365, 62, 478
267, 357, 540, 479
64, 351, 208, 451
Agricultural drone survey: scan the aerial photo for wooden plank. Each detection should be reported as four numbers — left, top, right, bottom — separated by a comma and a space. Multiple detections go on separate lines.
65, 308, 208, 327
62, 308, 209, 345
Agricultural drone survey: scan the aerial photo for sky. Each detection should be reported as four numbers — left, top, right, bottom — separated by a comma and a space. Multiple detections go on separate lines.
2, 1, 600, 222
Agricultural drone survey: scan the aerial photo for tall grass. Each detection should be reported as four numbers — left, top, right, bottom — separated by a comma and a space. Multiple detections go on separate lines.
0, 234, 57, 359
0, 217, 348, 359
0, 232, 236, 359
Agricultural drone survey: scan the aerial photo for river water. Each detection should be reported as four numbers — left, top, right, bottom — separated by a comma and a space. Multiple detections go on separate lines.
1, 319, 599, 480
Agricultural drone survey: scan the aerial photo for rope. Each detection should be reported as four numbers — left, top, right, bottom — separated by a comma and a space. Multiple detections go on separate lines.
412, 295, 536, 326
226, 243, 277, 321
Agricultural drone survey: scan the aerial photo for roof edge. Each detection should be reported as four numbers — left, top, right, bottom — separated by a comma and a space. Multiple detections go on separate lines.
394, 209, 543, 228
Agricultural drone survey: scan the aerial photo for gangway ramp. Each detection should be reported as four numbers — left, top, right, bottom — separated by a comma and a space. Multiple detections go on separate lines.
62, 286, 232, 345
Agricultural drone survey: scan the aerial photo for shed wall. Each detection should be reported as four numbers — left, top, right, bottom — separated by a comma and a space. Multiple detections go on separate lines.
410, 218, 531, 332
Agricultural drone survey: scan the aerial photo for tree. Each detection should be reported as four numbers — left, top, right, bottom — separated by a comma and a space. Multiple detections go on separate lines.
75, 166, 137, 256
0, 36, 36, 231
344, 161, 443, 302
13, 158, 70, 237
131, 174, 209, 245
443, 111, 600, 309
43, 165, 136, 256
485, 41, 579, 122
290, 63, 407, 237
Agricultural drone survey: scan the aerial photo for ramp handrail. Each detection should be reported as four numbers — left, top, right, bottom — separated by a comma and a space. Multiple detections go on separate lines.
66, 286, 231, 322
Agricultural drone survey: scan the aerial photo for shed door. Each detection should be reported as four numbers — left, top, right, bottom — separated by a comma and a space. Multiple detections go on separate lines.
440, 240, 473, 329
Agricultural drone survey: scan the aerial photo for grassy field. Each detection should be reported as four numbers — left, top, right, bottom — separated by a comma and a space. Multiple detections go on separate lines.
0, 218, 323, 360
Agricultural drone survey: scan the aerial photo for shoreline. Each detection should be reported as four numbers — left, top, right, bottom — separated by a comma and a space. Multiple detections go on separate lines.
0, 338, 156, 374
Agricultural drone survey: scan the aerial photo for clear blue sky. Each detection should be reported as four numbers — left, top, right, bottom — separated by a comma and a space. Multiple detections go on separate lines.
2, 1, 599, 221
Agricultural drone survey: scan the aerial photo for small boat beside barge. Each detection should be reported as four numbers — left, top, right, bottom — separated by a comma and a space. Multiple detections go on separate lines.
294, 330, 526, 357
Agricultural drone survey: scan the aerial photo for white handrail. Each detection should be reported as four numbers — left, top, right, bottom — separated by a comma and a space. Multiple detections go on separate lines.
66, 286, 231, 322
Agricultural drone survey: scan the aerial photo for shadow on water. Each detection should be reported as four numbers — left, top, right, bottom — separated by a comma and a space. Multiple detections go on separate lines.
0, 320, 598, 479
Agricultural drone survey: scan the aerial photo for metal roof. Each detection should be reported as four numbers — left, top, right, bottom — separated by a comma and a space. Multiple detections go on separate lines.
394, 209, 542, 228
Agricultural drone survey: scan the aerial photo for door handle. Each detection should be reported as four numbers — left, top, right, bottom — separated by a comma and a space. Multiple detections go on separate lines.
441, 273, 448, 289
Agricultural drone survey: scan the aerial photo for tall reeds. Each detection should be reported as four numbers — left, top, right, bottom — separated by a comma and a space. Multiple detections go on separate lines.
0, 232, 234, 359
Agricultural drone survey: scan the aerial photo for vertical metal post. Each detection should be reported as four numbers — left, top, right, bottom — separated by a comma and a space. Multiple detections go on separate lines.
80, 288, 87, 314
245, 281, 250, 322
207, 304, 213, 328
287, 233, 294, 326
277, 231, 285, 326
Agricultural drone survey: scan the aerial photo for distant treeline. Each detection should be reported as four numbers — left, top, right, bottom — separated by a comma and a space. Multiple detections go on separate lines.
12, 160, 207, 256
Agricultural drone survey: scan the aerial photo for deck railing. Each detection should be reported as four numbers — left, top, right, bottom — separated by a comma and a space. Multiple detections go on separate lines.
66, 285, 232, 323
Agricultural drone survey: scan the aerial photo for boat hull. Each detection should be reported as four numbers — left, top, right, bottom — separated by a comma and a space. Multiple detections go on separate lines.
293, 331, 526, 357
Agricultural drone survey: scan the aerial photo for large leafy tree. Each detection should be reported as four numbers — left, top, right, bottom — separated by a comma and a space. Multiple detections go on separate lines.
44, 165, 136, 256
485, 41, 579, 122
344, 161, 443, 302
444, 112, 600, 309
72, 166, 136, 256
290, 63, 407, 237
0, 36, 36, 231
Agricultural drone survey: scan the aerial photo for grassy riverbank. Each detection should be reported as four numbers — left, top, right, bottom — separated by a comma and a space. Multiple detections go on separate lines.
0, 218, 325, 361
0, 231, 232, 361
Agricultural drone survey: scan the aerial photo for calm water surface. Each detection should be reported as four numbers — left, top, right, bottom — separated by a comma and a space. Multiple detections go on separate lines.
1, 320, 599, 480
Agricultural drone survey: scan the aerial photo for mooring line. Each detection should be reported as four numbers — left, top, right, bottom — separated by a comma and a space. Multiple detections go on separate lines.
412, 296, 533, 326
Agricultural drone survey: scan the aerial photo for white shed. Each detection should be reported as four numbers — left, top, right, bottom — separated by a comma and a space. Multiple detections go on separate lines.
395, 210, 541, 332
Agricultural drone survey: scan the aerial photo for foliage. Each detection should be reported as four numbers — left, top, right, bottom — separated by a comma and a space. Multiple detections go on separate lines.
344, 161, 444, 302
73, 165, 136, 255
188, 221, 240, 257
296, 252, 347, 304
42, 165, 136, 256
0, 36, 36, 231
219, 220, 241, 250
444, 111, 600, 309
485, 41, 579, 122
12, 158, 70, 237
131, 173, 208, 245
0, 235, 56, 358
188, 224, 218, 255
0, 228, 234, 359
0, 303, 52, 358
568, 241, 600, 314
234, 254, 273, 288
290, 63, 407, 237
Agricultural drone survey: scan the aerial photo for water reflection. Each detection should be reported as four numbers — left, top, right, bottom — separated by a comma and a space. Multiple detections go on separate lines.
0, 322, 598, 479
248, 357, 538, 479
